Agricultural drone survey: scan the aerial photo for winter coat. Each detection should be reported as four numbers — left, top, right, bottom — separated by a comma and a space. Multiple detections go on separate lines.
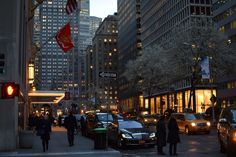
167, 117, 180, 144
156, 117, 166, 147
64, 114, 77, 131
38, 118, 51, 141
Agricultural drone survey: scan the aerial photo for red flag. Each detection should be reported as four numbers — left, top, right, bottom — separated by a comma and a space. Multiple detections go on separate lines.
66, 0, 78, 15
55, 23, 74, 52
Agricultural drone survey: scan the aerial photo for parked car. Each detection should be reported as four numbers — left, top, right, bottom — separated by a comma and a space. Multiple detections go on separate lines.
171, 113, 211, 134
137, 114, 159, 126
107, 120, 156, 148
112, 113, 124, 122
85, 112, 113, 136
217, 107, 236, 157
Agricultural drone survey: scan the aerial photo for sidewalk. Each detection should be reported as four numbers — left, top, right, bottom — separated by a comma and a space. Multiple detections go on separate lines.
0, 126, 121, 157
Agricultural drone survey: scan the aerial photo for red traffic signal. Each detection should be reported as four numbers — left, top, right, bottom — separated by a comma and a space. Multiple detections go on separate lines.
1, 82, 19, 99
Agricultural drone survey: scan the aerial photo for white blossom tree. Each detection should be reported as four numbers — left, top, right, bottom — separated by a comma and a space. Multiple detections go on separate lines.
167, 18, 236, 81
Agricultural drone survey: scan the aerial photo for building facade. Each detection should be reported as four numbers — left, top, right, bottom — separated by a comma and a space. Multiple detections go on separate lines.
117, 0, 143, 113
0, 0, 33, 151
87, 15, 119, 110
141, 0, 215, 114
213, 0, 236, 106
34, 0, 80, 100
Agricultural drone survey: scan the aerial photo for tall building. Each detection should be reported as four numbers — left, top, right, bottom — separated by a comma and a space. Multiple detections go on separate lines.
140, 0, 215, 114
34, 0, 80, 97
89, 16, 102, 45
117, 0, 142, 112
87, 14, 119, 110
77, 3, 103, 104
212, 0, 236, 106
141, 0, 212, 48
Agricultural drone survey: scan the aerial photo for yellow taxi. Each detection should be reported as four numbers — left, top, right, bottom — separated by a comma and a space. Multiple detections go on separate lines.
171, 113, 211, 134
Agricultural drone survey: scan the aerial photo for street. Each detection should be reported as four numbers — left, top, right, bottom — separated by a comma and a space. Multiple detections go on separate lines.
118, 128, 225, 157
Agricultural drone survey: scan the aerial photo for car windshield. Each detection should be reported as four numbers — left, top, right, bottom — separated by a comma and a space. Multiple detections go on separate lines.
97, 114, 113, 122
185, 114, 197, 120
119, 121, 143, 129
194, 113, 203, 119
230, 110, 236, 123
143, 115, 155, 118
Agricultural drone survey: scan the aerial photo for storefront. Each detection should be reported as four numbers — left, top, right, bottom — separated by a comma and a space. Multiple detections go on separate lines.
144, 88, 216, 114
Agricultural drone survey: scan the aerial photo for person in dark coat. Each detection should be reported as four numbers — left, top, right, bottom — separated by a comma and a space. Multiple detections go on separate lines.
80, 115, 86, 136
38, 115, 51, 152
58, 115, 62, 127
156, 115, 166, 155
167, 116, 180, 156
64, 111, 78, 146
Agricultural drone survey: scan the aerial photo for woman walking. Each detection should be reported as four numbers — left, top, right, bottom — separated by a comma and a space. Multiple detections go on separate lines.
156, 115, 166, 155
167, 116, 180, 156
37, 114, 51, 152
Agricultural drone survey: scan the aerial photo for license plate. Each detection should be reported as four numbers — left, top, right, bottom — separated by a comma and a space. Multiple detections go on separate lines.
139, 140, 145, 144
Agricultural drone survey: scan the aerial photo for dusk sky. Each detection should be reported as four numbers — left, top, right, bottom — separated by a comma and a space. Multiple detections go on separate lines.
90, 0, 117, 19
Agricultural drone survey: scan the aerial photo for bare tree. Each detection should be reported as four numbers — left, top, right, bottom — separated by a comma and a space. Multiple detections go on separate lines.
123, 45, 168, 113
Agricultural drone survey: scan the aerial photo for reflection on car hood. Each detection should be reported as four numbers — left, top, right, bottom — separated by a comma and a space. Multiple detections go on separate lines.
187, 119, 207, 123
120, 128, 149, 134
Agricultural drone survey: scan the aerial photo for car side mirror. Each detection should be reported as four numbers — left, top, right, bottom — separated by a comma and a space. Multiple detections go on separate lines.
219, 118, 227, 123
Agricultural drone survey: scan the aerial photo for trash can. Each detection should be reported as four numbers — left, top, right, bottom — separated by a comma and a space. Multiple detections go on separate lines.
93, 128, 107, 149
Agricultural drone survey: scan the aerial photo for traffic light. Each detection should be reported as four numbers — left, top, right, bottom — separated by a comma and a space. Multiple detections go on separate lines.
1, 82, 19, 99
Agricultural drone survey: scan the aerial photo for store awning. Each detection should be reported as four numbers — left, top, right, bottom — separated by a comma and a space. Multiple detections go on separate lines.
28, 90, 65, 104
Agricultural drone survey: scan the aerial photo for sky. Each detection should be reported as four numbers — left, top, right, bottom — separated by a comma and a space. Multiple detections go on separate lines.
90, 0, 117, 19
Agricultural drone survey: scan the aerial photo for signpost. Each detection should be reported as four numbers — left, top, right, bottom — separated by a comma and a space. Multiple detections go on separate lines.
99, 71, 117, 79
99, 71, 117, 149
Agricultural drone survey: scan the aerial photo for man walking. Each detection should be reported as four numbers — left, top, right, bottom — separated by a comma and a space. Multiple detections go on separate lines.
64, 111, 78, 146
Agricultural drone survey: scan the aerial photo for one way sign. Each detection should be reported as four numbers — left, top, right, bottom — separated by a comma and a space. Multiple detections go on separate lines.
99, 71, 117, 79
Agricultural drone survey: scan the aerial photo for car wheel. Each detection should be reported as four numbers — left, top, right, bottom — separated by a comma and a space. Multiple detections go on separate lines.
185, 126, 190, 135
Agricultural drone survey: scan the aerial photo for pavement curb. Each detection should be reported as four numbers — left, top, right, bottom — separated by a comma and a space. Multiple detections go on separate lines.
0, 150, 122, 157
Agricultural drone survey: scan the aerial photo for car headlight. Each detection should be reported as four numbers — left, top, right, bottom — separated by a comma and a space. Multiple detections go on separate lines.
191, 122, 196, 127
96, 122, 104, 128
149, 132, 156, 138
144, 119, 148, 122
122, 133, 133, 139
207, 122, 211, 126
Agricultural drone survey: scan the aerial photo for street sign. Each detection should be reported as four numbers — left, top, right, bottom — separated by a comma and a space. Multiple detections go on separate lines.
99, 71, 117, 78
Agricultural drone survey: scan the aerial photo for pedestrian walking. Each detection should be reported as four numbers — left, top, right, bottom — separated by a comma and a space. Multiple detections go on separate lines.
58, 115, 62, 127
37, 114, 51, 152
80, 115, 86, 136
167, 116, 180, 156
156, 115, 166, 155
64, 111, 78, 146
